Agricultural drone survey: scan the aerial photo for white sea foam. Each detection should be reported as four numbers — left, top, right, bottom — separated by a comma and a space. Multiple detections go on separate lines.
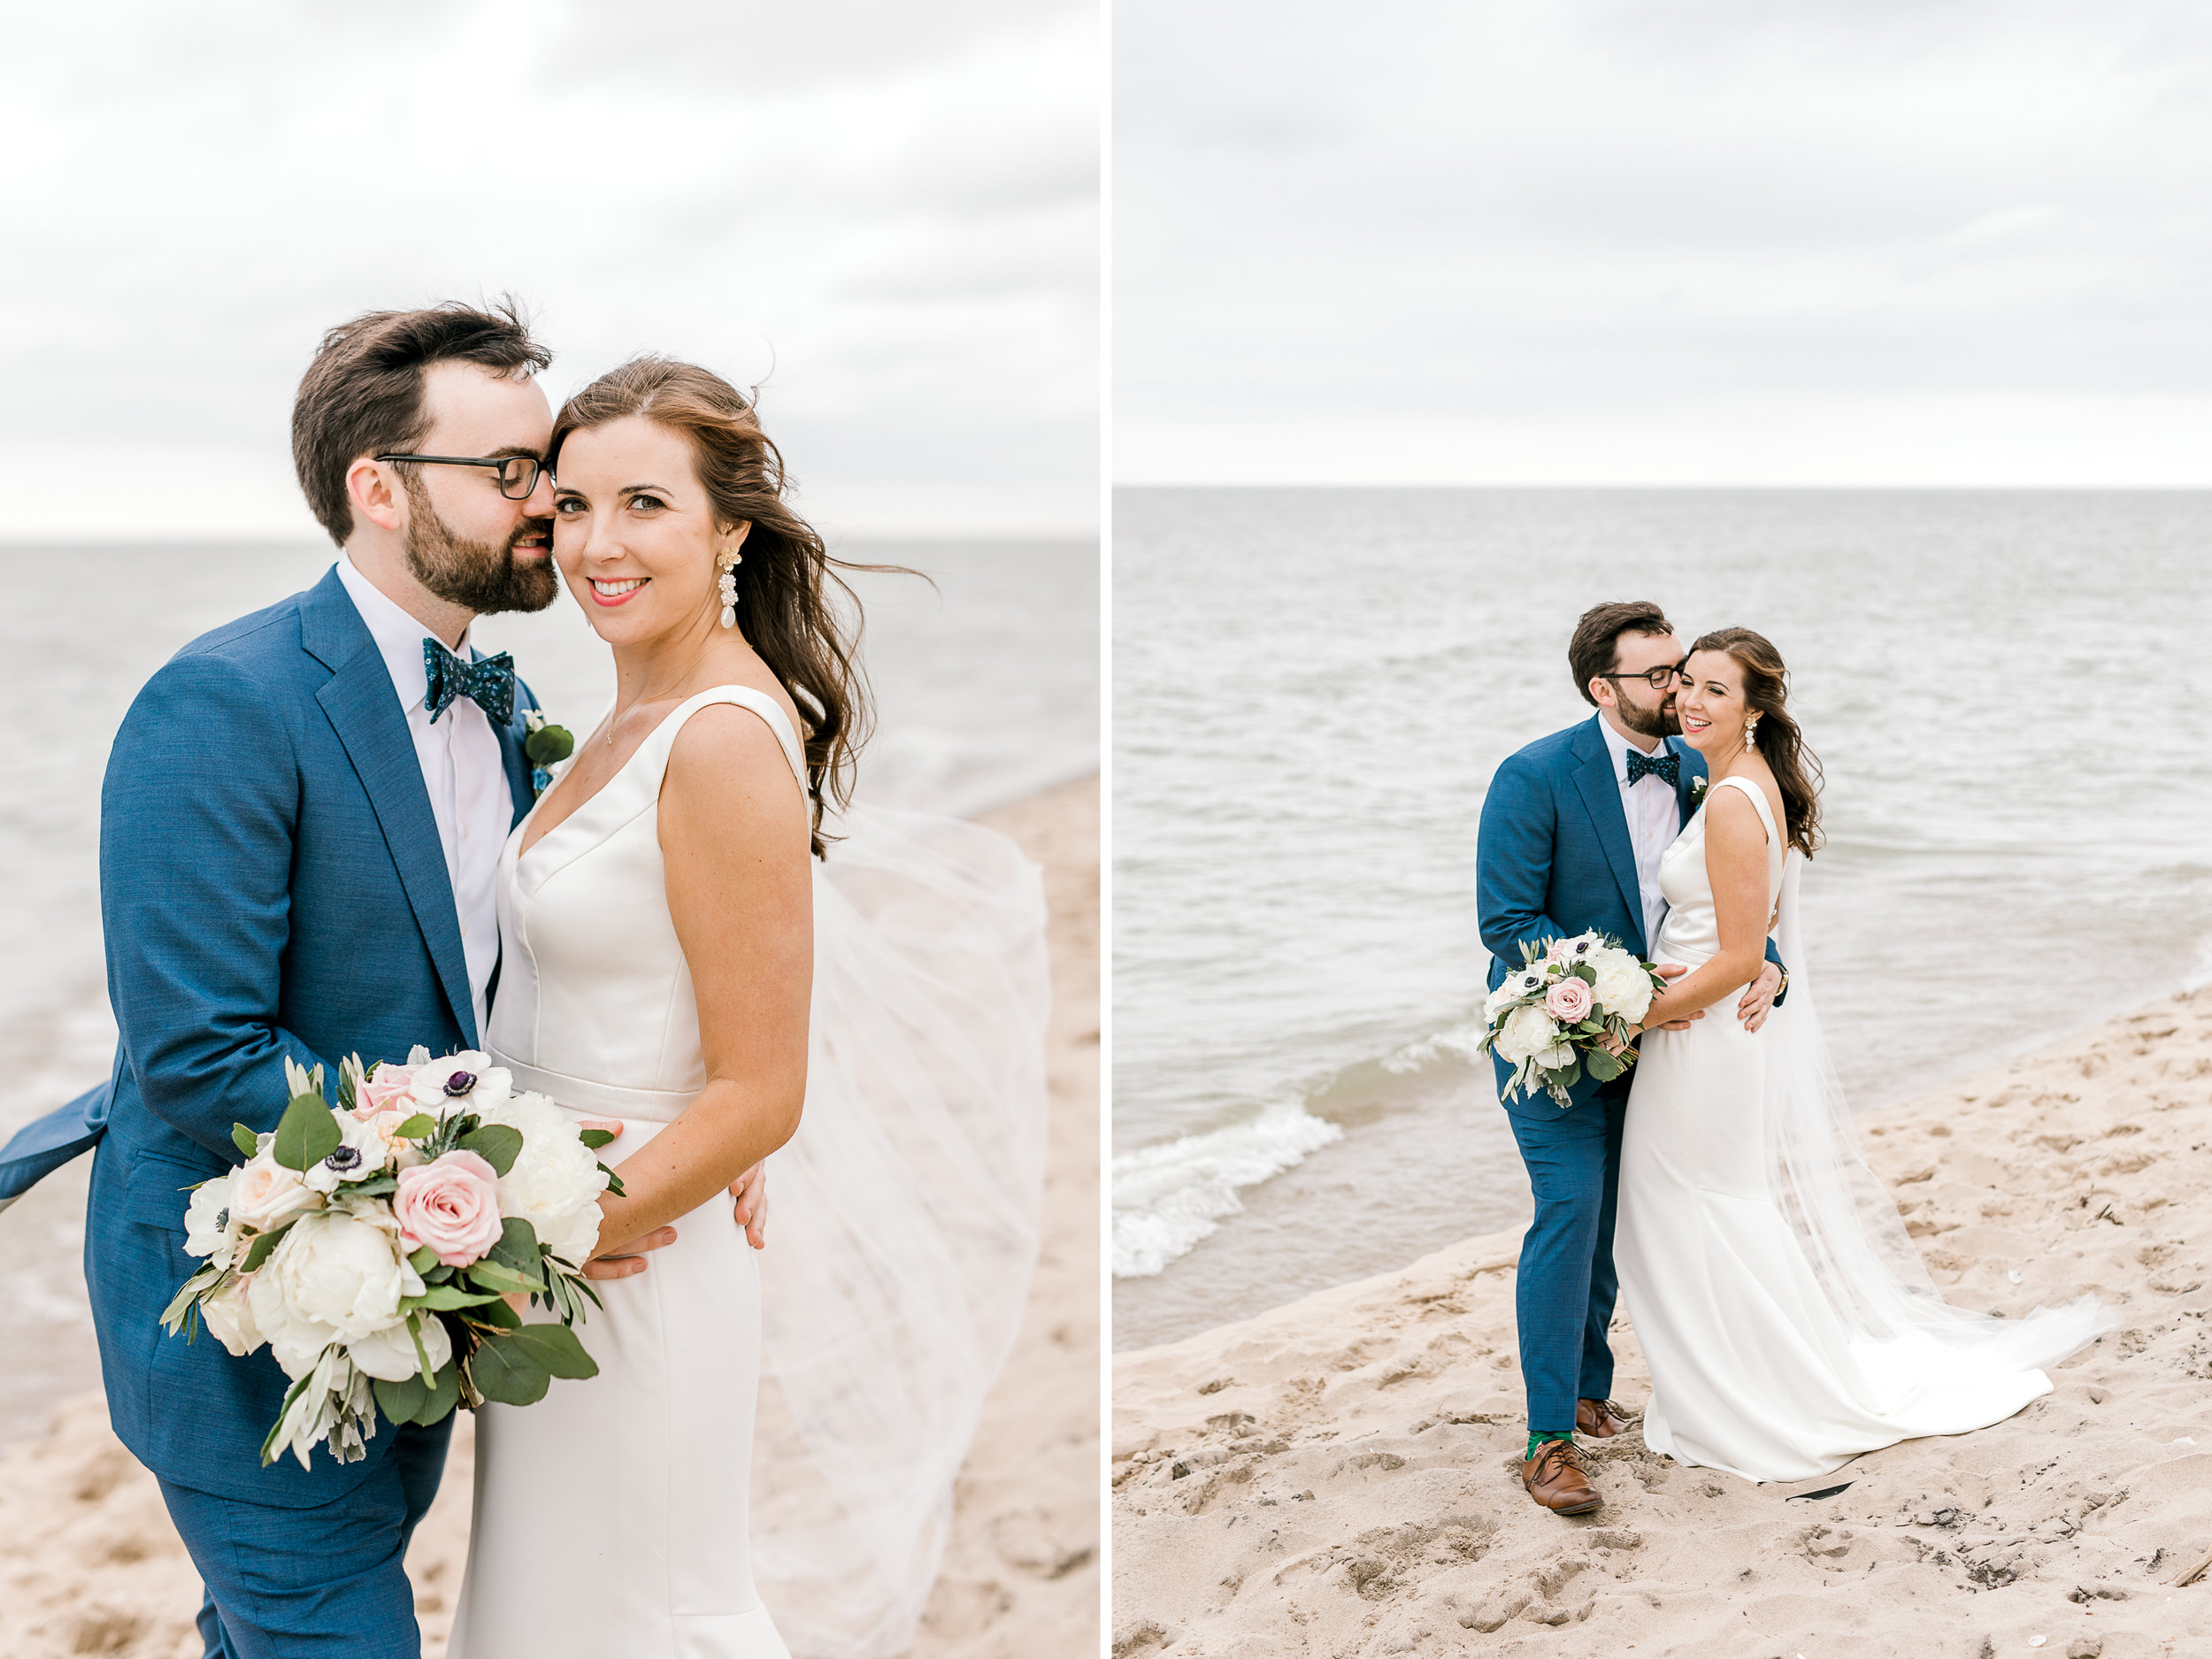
1110, 1104, 1344, 1278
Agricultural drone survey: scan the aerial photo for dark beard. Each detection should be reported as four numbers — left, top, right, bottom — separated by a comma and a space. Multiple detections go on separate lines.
400, 474, 558, 616
1617, 695, 1681, 741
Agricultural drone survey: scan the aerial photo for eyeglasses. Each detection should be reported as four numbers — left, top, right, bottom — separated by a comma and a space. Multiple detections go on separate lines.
1598, 664, 1687, 692
375, 453, 547, 500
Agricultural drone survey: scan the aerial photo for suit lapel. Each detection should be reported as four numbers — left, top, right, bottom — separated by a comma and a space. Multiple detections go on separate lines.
1569, 717, 1648, 956
1670, 735, 1708, 828
487, 665, 537, 828
300, 570, 479, 1047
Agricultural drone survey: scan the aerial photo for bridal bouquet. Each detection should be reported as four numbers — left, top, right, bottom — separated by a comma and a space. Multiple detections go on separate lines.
160, 1048, 622, 1469
1477, 932, 1668, 1110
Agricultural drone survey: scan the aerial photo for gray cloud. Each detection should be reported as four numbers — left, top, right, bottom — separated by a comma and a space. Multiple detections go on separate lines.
1118, 0, 2212, 483
0, 0, 1097, 534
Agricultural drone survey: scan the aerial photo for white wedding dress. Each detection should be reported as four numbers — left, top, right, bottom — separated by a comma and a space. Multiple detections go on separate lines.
449, 687, 1049, 1657
1616, 774, 2105, 1483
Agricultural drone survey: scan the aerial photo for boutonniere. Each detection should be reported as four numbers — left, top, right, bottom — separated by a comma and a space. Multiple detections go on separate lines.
522, 709, 575, 796
1689, 775, 1709, 810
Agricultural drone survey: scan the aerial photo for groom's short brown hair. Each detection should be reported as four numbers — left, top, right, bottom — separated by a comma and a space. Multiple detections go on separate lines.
291, 297, 552, 545
1570, 600, 1677, 706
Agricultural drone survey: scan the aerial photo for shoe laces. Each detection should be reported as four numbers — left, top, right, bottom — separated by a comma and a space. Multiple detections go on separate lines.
1532, 1439, 1587, 1479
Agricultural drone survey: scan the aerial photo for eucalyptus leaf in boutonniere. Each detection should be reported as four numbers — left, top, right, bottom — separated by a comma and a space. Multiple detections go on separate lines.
522, 709, 574, 797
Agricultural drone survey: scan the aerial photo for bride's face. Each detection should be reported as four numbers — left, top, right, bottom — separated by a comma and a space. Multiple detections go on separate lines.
549, 415, 749, 645
1676, 649, 1750, 756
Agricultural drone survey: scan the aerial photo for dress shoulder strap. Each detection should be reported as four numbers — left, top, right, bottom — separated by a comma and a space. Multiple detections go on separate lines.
637, 685, 808, 800
1709, 773, 1778, 844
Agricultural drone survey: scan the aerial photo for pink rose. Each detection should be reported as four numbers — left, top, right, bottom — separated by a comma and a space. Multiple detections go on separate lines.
392, 1150, 504, 1266
355, 1064, 417, 1119
1545, 977, 1594, 1024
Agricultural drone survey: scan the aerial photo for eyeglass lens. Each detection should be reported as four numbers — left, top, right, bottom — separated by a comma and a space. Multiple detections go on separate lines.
496, 457, 541, 499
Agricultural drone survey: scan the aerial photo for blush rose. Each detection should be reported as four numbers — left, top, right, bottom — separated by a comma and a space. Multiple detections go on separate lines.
392, 1150, 505, 1267
1544, 976, 1594, 1024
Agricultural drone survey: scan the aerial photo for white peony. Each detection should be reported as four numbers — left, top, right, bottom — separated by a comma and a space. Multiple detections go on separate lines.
349, 1310, 454, 1384
246, 1210, 426, 1380
198, 1271, 263, 1357
1532, 1041, 1577, 1071
1493, 1003, 1562, 1066
1588, 949, 1655, 1024
472, 1088, 611, 1263
229, 1154, 322, 1233
184, 1172, 242, 1267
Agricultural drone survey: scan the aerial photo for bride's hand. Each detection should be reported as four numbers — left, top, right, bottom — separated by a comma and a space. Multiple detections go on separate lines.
1637, 964, 1704, 1035
572, 1120, 682, 1279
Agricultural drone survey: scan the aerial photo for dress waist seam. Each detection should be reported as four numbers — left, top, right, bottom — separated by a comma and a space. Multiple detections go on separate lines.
488, 1052, 692, 1121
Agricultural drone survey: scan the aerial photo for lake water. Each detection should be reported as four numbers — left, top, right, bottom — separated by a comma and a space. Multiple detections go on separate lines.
0, 535, 1095, 1440
1111, 488, 2212, 1351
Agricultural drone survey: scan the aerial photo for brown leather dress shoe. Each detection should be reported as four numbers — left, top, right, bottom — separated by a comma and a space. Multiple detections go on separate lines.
1521, 1439, 1601, 1514
1577, 1397, 1632, 1439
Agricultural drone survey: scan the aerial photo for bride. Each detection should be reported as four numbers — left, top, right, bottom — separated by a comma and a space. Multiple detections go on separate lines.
1612, 626, 2104, 1484
449, 358, 1049, 1655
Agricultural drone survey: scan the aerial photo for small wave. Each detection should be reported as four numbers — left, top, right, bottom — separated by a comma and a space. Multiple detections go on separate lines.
1110, 1103, 1344, 1278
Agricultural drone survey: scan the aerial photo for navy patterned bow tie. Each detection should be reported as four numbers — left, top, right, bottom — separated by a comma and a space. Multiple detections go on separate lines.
1625, 749, 1679, 788
422, 639, 516, 726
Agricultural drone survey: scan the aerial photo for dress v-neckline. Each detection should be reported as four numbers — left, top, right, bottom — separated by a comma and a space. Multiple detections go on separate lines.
513, 684, 806, 867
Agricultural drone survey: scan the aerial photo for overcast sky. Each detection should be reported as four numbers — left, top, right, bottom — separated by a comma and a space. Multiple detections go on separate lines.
1118, 0, 2212, 486
0, 0, 1096, 539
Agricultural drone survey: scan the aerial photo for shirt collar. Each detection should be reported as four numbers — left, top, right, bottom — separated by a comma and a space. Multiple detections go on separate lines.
334, 555, 473, 716
1595, 711, 1665, 787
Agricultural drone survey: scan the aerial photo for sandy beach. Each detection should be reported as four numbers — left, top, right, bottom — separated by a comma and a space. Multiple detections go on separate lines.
1113, 986, 2212, 1658
0, 773, 1099, 1659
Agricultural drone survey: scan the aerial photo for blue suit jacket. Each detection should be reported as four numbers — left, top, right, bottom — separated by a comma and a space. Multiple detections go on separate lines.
1476, 714, 1779, 1119
3, 566, 535, 1505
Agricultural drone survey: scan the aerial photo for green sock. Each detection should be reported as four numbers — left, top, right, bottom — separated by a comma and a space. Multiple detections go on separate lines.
1525, 1431, 1574, 1461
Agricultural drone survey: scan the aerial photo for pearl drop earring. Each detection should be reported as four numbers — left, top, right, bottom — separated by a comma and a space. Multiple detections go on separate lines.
717, 547, 743, 629
1744, 713, 1761, 749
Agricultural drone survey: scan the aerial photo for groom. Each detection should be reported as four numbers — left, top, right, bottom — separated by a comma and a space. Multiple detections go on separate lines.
1476, 600, 1786, 1517
0, 300, 726, 1657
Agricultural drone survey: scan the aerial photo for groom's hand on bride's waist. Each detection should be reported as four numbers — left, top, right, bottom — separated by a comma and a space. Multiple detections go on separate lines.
1735, 960, 1784, 1033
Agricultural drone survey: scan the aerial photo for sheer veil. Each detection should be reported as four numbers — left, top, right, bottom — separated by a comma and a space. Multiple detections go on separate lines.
1764, 851, 2108, 1375
749, 801, 1051, 1657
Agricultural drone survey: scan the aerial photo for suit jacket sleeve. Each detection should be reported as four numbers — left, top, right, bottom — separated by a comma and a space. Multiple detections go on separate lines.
101, 653, 330, 1161
1476, 751, 1575, 967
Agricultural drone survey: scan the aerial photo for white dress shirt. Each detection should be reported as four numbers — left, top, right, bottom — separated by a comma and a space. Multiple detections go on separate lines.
334, 556, 509, 1038
1598, 714, 1680, 951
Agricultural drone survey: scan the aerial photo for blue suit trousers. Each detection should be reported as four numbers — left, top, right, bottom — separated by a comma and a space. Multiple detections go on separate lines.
163, 1414, 453, 1658
1504, 1082, 1627, 1432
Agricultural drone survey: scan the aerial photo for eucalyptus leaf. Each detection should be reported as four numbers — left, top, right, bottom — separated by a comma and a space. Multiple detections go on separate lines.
465, 1257, 544, 1296
403, 1284, 503, 1312
507, 1323, 599, 1380
575, 1127, 615, 1150
599, 1162, 626, 1198
240, 1220, 296, 1274
472, 1295, 523, 1330
417, 1358, 462, 1425
408, 1244, 441, 1275
1585, 1047, 1624, 1082
373, 1371, 428, 1427
456, 1124, 523, 1177
468, 1333, 553, 1406
231, 1123, 260, 1157
488, 1217, 541, 1278
392, 1114, 437, 1140
272, 1093, 342, 1171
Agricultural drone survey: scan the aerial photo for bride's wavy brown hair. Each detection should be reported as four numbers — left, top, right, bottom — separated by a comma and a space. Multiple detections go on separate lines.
549, 357, 889, 858
1690, 626, 1824, 859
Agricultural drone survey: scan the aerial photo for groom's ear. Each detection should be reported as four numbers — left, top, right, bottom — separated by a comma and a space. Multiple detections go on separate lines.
346, 457, 407, 535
